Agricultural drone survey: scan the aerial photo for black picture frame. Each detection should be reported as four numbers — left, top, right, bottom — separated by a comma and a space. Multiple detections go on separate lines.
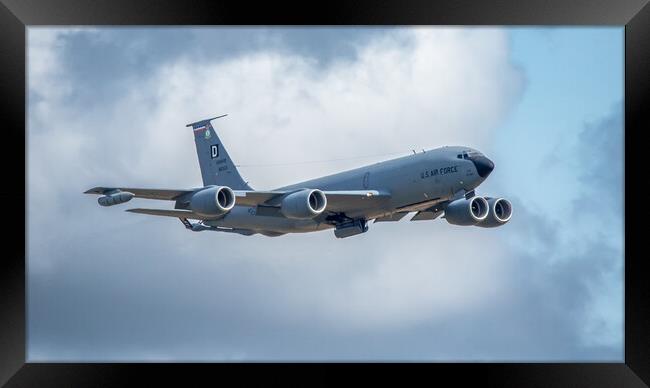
1, 0, 648, 386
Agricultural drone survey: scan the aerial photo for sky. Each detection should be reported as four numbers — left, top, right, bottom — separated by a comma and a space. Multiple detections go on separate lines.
27, 27, 624, 361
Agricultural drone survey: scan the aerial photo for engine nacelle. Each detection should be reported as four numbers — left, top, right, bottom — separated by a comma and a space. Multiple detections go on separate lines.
444, 196, 489, 226
189, 186, 235, 217
98, 191, 134, 206
280, 189, 327, 220
475, 198, 513, 228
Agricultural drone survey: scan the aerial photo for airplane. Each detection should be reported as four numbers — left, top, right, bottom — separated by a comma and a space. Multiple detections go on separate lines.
85, 115, 512, 238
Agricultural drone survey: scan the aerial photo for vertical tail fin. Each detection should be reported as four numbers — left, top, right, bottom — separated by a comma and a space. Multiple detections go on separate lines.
186, 115, 252, 190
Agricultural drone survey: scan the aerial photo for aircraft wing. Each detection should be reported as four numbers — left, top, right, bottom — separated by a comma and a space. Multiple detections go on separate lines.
322, 190, 390, 212
89, 187, 390, 220
374, 211, 409, 222
407, 200, 447, 221
233, 189, 390, 212
85, 187, 196, 200
396, 198, 446, 213
410, 209, 444, 221
233, 190, 288, 206
87, 186, 389, 209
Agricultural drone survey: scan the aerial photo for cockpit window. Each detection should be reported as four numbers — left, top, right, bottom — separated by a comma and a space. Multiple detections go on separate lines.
460, 150, 483, 159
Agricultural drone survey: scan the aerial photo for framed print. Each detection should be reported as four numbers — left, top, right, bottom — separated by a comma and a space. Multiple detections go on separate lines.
1, 0, 648, 386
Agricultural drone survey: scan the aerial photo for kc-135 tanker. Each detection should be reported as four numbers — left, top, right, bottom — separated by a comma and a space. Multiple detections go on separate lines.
86, 115, 512, 238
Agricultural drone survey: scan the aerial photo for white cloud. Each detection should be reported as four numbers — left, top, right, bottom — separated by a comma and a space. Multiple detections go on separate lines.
63, 27, 523, 190
33, 27, 627, 360
27, 26, 521, 331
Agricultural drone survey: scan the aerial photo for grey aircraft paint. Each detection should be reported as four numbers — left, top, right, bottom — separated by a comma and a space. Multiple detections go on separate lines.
186, 115, 252, 190
85, 116, 511, 238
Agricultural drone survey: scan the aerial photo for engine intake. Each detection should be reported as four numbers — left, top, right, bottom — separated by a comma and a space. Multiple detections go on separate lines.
476, 198, 513, 228
444, 196, 489, 226
280, 189, 327, 220
189, 186, 235, 217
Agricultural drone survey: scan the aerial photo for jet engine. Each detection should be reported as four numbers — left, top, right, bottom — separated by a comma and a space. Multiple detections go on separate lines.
189, 186, 236, 217
280, 189, 327, 220
475, 198, 513, 228
444, 196, 489, 226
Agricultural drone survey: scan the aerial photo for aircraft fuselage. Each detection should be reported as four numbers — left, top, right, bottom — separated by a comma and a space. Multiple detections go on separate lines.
87, 115, 508, 238
203, 146, 492, 234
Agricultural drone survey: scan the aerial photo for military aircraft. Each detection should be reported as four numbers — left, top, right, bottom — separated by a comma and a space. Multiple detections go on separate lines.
85, 115, 512, 238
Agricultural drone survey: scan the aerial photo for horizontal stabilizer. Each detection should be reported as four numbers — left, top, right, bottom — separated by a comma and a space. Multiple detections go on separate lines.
126, 208, 215, 220
185, 114, 227, 128
198, 226, 258, 236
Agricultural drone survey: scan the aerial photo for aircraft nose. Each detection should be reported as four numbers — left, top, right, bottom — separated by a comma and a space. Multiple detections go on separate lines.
471, 155, 495, 178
